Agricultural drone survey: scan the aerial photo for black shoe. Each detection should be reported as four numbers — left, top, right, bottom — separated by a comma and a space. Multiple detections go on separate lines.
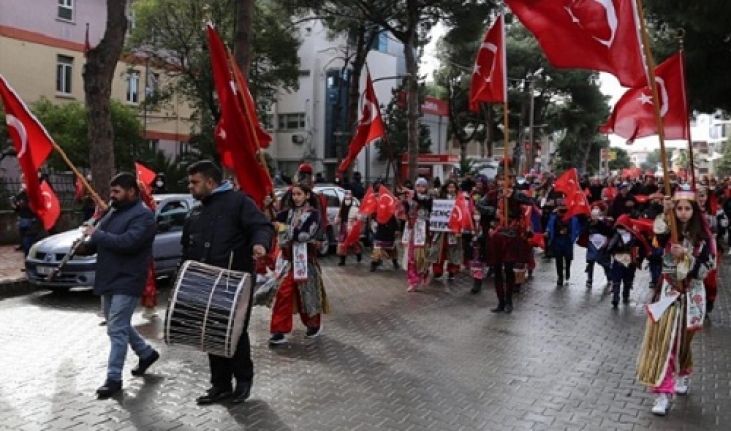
268, 333, 287, 345
196, 387, 232, 405
505, 303, 513, 314
337, 258, 345, 266
447, 273, 455, 281
370, 262, 378, 272
392, 259, 399, 269
232, 380, 252, 404
513, 285, 521, 294
356, 254, 362, 263
491, 303, 505, 313
131, 350, 159, 377
305, 326, 321, 339
586, 280, 592, 289
470, 280, 482, 294
622, 297, 630, 304
96, 379, 122, 398
557, 278, 563, 287
612, 300, 619, 308
433, 273, 442, 279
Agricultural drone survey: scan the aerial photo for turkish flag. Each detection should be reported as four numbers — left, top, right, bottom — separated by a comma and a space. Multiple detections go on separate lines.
0, 75, 55, 224
338, 72, 385, 173
506, 0, 647, 88
358, 186, 378, 215
343, 218, 363, 249
39, 181, 60, 230
554, 168, 591, 220
135, 162, 157, 186
469, 13, 506, 111
207, 24, 272, 207
600, 53, 688, 144
448, 192, 474, 234
229, 53, 272, 149
376, 186, 398, 224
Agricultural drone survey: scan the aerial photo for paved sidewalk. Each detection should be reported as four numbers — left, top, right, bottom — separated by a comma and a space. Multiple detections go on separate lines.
0, 250, 729, 430
0, 245, 26, 288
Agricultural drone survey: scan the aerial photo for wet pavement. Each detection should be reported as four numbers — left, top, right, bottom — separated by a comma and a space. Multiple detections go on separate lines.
0, 249, 729, 431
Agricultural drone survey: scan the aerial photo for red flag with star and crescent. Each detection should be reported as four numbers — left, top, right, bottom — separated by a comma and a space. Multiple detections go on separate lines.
599, 53, 688, 144
469, 13, 507, 111
506, 0, 647, 88
135, 162, 157, 187
338, 71, 385, 174
0, 74, 58, 230
376, 186, 398, 224
554, 168, 591, 221
358, 186, 378, 215
207, 23, 272, 207
448, 192, 475, 234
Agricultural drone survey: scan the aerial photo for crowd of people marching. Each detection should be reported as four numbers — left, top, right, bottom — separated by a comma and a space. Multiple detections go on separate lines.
257, 161, 723, 417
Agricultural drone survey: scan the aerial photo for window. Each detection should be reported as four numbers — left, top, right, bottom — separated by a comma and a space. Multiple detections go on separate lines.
298, 70, 311, 77
56, 55, 73, 94
126, 71, 140, 104
58, 0, 74, 21
278, 113, 306, 131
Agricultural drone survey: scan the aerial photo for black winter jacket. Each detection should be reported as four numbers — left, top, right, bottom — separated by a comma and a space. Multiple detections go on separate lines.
89, 198, 156, 297
182, 189, 274, 273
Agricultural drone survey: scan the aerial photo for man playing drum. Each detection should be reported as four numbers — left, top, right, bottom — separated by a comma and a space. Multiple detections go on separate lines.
182, 161, 273, 405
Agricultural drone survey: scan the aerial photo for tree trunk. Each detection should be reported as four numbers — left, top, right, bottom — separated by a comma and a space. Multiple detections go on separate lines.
234, 0, 254, 80
403, 24, 419, 183
83, 0, 128, 199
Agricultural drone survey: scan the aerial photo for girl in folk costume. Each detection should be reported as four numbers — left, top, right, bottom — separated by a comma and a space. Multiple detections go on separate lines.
606, 214, 650, 308
429, 180, 463, 281
370, 182, 400, 271
582, 202, 613, 289
637, 189, 715, 416
546, 197, 581, 287
696, 187, 720, 318
481, 165, 534, 313
335, 190, 363, 266
269, 184, 329, 345
401, 178, 433, 292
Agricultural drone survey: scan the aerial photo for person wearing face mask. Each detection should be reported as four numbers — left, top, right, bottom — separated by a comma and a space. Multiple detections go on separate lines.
546, 197, 581, 287
429, 180, 463, 281
606, 214, 650, 308
400, 177, 433, 292
334, 190, 363, 266
582, 202, 613, 289
269, 184, 328, 345
637, 189, 715, 416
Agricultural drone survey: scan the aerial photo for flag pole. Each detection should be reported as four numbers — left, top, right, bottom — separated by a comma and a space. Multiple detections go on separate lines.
635, 0, 677, 243
52, 143, 106, 209
677, 30, 696, 190
502, 102, 509, 225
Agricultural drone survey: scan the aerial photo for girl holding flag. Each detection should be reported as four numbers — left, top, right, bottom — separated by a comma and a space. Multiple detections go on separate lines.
429, 180, 464, 281
546, 197, 581, 287
400, 178, 433, 292
334, 190, 363, 266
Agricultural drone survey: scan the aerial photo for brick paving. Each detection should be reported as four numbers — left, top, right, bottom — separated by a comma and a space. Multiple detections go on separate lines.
0, 249, 729, 430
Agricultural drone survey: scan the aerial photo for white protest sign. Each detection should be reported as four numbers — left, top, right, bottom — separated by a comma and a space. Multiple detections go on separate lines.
429, 199, 455, 232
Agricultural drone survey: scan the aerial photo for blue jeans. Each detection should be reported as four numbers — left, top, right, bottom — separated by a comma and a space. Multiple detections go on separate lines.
103, 294, 154, 381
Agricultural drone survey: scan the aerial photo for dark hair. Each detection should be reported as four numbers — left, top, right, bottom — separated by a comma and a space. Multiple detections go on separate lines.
440, 179, 459, 198
110, 172, 139, 192
675, 200, 709, 244
187, 160, 223, 184
287, 184, 320, 209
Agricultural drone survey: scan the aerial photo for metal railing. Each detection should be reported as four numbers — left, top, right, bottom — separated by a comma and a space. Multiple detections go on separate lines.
0, 173, 81, 212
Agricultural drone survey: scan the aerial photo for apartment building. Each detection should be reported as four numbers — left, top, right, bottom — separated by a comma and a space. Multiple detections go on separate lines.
0, 0, 192, 161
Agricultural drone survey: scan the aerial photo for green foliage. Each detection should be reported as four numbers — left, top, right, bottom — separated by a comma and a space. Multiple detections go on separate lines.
644, 0, 731, 111
608, 147, 631, 171
26, 98, 148, 172
128, 0, 300, 162
375, 83, 432, 165
714, 140, 731, 177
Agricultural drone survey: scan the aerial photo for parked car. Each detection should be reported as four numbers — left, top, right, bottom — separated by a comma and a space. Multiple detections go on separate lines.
274, 184, 364, 255
25, 194, 197, 291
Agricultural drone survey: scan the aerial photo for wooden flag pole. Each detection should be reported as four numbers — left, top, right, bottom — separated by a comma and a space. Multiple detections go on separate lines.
502, 102, 510, 225
635, 0, 677, 243
677, 30, 696, 190
51, 143, 106, 209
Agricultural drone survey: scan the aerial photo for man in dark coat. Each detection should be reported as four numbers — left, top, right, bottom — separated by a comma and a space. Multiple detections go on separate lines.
182, 160, 274, 405
81, 173, 160, 398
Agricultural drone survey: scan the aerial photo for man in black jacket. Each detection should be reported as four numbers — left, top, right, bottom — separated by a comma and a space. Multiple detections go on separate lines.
81, 173, 160, 398
182, 160, 274, 405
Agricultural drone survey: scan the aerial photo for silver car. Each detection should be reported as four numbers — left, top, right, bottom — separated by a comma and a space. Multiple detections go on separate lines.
25, 194, 196, 291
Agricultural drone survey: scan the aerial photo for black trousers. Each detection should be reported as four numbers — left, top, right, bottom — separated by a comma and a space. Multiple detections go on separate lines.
493, 263, 515, 303
555, 256, 571, 281
208, 331, 254, 390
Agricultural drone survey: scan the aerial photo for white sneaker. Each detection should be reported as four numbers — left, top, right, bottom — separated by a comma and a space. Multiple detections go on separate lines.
675, 376, 689, 395
651, 394, 670, 416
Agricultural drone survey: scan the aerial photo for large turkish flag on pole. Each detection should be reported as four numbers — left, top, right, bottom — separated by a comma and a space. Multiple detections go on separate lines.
599, 52, 688, 144
554, 168, 591, 220
506, 0, 647, 88
469, 13, 507, 111
338, 71, 385, 174
0, 74, 57, 229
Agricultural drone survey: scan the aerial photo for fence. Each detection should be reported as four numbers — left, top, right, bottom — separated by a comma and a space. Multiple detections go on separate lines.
0, 172, 81, 212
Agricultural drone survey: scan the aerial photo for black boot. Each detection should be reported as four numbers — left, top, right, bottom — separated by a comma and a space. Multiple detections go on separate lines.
505, 294, 513, 314
471, 278, 482, 294
392, 259, 399, 269
491, 301, 506, 313
356, 253, 362, 263
338, 256, 346, 266
707, 299, 715, 314
370, 261, 378, 272
611, 282, 620, 308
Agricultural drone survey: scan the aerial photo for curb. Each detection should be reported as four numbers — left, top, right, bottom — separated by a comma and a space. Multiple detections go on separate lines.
0, 276, 33, 298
